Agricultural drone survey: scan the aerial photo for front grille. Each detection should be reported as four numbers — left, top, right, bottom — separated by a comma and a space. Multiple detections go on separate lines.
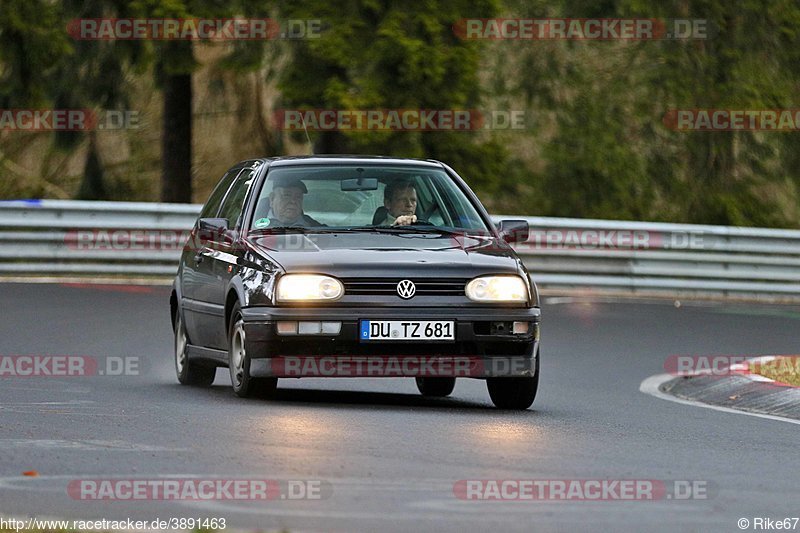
341, 278, 467, 297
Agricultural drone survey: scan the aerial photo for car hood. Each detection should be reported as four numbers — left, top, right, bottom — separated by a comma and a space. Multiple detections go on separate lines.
247, 231, 525, 278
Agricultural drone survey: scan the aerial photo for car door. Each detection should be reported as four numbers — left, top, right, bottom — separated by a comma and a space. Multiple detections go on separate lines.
195, 167, 258, 349
181, 166, 244, 347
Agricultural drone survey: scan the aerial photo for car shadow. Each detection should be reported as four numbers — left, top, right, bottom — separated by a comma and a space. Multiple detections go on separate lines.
177, 381, 502, 412
268, 386, 495, 411
157, 380, 541, 414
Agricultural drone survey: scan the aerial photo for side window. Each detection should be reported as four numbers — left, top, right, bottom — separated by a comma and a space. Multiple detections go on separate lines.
200, 168, 241, 219
218, 169, 256, 228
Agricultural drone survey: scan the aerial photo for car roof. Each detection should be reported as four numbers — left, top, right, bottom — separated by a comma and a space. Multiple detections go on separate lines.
254, 155, 446, 168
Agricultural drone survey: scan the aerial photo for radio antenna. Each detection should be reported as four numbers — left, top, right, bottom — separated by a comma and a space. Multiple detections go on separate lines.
300, 112, 314, 154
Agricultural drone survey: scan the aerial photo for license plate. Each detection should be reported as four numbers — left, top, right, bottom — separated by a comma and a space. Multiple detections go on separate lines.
360, 320, 455, 341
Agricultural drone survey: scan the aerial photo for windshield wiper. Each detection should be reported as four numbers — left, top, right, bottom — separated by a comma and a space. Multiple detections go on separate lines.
346, 225, 471, 236
248, 226, 344, 235
248, 226, 309, 234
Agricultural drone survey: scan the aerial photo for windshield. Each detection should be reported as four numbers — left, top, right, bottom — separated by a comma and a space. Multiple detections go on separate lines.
248, 164, 490, 232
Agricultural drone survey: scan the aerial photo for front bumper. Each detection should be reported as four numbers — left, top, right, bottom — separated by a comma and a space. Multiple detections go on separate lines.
242, 305, 540, 378
250, 354, 537, 378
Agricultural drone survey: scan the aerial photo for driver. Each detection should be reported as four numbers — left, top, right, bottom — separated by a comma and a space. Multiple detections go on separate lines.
381, 179, 418, 226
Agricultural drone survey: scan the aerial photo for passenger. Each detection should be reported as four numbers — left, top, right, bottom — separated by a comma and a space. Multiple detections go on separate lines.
262, 176, 323, 227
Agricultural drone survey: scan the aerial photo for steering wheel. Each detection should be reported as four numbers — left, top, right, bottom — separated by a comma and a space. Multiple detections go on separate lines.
420, 202, 440, 221
405, 202, 440, 226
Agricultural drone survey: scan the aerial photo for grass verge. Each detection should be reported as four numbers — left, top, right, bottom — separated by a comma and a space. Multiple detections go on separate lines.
750, 356, 800, 386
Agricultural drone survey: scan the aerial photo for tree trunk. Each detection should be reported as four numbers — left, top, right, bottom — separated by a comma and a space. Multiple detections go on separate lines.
314, 130, 348, 154
161, 71, 192, 202
77, 131, 106, 200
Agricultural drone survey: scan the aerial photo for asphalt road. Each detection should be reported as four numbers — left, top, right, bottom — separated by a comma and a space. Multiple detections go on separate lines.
1, 282, 799, 532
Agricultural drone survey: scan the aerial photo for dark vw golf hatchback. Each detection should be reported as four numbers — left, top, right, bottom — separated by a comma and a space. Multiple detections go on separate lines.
171, 156, 541, 409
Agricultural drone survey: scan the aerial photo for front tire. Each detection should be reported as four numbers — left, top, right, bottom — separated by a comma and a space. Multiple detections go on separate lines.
228, 304, 277, 398
486, 351, 539, 410
415, 377, 456, 397
174, 312, 216, 387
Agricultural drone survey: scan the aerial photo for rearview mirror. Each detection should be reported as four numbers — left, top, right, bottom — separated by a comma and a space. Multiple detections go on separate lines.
341, 177, 379, 191
497, 219, 529, 243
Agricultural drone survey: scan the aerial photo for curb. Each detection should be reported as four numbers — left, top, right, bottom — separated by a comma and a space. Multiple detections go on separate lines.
647, 357, 800, 422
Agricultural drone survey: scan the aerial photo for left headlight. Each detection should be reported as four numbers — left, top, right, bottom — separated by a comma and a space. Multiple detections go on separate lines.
276, 274, 344, 302
465, 275, 529, 303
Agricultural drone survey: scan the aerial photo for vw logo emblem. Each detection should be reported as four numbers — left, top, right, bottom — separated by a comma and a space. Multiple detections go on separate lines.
396, 279, 416, 299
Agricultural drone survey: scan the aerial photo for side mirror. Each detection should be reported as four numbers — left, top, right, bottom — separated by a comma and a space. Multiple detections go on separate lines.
197, 217, 231, 242
497, 219, 529, 243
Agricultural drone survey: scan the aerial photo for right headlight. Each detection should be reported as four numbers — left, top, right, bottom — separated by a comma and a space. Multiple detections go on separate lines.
465, 275, 529, 303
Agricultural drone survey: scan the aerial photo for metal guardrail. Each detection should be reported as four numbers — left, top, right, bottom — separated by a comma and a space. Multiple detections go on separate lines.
1, 199, 800, 301
510, 216, 800, 301
0, 200, 196, 277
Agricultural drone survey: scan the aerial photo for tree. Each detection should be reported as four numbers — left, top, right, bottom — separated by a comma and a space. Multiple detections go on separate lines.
275, 0, 525, 200
133, 0, 278, 203
627, 0, 800, 225
0, 0, 69, 107
53, 0, 144, 200
492, 0, 800, 225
